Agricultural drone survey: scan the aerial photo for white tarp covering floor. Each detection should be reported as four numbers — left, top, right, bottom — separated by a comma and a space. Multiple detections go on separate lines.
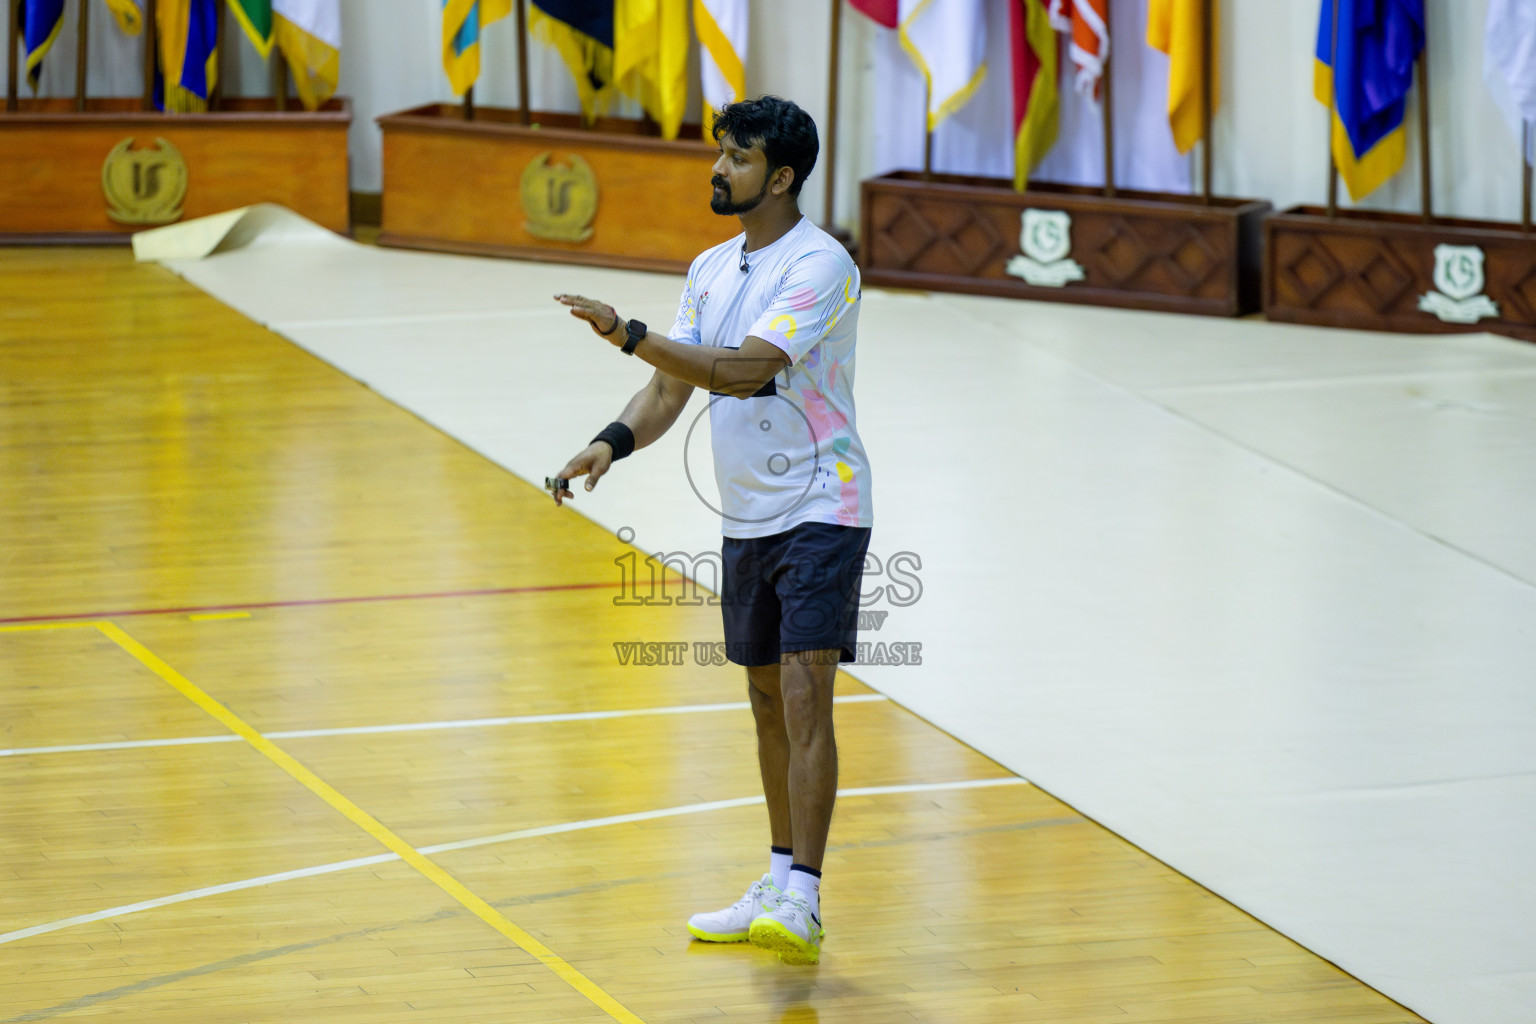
149, 208, 1536, 1024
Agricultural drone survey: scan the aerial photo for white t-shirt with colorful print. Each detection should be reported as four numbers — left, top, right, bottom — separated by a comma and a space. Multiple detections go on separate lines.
669, 216, 873, 540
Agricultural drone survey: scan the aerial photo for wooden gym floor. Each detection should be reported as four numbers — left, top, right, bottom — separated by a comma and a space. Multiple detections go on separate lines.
0, 248, 1424, 1023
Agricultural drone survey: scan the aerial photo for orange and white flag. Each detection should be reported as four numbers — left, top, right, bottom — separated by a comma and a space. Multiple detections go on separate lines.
1034, 0, 1189, 194
1048, 0, 1108, 98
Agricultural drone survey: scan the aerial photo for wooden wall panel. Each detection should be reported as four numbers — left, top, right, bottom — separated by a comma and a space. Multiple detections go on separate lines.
0, 98, 351, 241
861, 172, 1271, 318
1266, 206, 1536, 343
378, 106, 738, 273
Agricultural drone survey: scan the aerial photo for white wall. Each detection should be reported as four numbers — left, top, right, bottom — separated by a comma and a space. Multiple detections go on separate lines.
16, 0, 1530, 229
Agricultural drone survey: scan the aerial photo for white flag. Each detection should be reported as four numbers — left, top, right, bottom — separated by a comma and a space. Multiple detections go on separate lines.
694, 0, 748, 134
898, 0, 988, 130
871, 0, 1186, 192
872, 0, 1013, 177
273, 0, 342, 111
1485, 0, 1536, 160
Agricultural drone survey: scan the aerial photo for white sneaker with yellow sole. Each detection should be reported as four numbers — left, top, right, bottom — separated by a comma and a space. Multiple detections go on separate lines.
686, 874, 784, 943
748, 890, 824, 964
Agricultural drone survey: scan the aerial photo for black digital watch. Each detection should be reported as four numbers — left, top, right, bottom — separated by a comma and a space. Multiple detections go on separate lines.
621, 318, 647, 355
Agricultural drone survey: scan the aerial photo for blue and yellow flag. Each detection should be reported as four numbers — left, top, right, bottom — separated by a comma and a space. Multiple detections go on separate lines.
1315, 0, 1425, 201
443, 0, 513, 96
19, 0, 65, 89
530, 0, 615, 123
156, 0, 220, 111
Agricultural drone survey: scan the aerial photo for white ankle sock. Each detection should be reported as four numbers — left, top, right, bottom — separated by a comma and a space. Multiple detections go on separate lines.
786, 865, 821, 919
769, 847, 793, 890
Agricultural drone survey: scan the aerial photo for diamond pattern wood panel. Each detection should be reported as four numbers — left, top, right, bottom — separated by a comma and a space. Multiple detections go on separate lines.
860, 173, 1271, 318
1266, 207, 1536, 342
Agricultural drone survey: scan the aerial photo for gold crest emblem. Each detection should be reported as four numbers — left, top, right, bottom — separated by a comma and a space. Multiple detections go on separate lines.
521, 152, 598, 243
102, 137, 188, 226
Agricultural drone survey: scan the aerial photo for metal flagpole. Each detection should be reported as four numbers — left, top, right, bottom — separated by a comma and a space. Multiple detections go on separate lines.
824, 0, 844, 229
6, 0, 17, 112
922, 77, 933, 180
209, 0, 224, 110
75, 0, 91, 111
273, 49, 288, 110
142, 0, 158, 110
1200, 0, 1213, 204
1416, 46, 1432, 224
1326, 0, 1340, 218
1101, 43, 1116, 198
515, 0, 531, 125
1524, 122, 1532, 233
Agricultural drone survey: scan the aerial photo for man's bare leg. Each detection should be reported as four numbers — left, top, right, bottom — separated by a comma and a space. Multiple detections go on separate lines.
778, 649, 839, 872
747, 663, 794, 853
747, 648, 839, 963
684, 663, 794, 943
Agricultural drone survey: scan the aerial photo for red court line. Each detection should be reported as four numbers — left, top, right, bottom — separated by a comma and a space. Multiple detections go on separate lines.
0, 581, 625, 626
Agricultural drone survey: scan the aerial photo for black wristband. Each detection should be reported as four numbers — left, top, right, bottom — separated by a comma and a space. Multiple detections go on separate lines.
591, 421, 635, 460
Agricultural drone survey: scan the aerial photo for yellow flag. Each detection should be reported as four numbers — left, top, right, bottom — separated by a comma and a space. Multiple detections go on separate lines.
103, 0, 144, 34
613, 0, 689, 139
1146, 0, 1219, 154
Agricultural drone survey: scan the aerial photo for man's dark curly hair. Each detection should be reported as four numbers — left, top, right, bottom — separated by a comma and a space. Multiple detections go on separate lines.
710, 96, 819, 197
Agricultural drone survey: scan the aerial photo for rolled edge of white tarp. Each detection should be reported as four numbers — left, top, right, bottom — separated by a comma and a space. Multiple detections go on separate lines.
132, 204, 347, 263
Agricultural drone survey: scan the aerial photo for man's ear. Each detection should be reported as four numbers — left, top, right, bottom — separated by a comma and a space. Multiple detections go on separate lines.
771, 165, 796, 196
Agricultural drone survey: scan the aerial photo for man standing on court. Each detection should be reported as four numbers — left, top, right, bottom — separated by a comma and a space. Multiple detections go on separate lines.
550, 95, 872, 966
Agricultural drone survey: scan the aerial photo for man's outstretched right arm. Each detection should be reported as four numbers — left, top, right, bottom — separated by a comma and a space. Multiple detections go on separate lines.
550, 369, 694, 506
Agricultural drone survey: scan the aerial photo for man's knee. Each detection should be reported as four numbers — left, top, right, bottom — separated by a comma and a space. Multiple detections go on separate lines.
778, 656, 836, 746
747, 666, 784, 724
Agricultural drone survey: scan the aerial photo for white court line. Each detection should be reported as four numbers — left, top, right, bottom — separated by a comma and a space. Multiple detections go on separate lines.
418, 778, 1034, 856
838, 778, 1027, 797
0, 776, 1026, 947
418, 797, 770, 855
0, 735, 243, 757
0, 854, 398, 946
0, 694, 890, 758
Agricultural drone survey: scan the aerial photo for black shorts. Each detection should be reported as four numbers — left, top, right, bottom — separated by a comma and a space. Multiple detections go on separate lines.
720, 522, 873, 667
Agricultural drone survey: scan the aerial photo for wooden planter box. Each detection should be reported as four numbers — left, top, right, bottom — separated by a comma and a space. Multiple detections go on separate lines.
860, 171, 1271, 317
1266, 205, 1536, 342
377, 105, 737, 274
0, 97, 351, 243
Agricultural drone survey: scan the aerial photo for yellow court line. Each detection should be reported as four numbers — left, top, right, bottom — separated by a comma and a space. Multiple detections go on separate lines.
68, 620, 647, 1024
